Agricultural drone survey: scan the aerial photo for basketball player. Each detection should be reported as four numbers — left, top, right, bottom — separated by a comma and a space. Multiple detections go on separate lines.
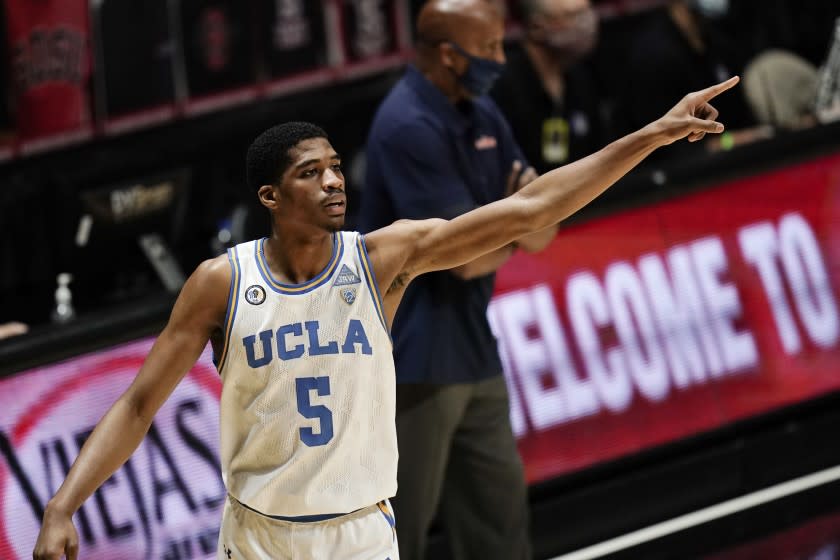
32, 76, 739, 560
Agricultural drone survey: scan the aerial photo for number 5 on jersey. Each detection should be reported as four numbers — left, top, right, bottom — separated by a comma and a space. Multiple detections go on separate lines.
295, 377, 334, 446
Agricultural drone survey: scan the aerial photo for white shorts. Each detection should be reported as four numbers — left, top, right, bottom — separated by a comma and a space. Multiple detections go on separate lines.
217, 496, 399, 560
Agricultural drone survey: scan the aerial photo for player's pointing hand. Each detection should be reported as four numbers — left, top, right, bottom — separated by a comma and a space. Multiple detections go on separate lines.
653, 76, 740, 146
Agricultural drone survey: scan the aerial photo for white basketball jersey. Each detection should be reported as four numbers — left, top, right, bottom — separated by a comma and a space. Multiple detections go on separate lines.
215, 232, 397, 517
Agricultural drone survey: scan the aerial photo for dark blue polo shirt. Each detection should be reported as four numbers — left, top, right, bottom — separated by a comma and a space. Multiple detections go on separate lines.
359, 65, 527, 384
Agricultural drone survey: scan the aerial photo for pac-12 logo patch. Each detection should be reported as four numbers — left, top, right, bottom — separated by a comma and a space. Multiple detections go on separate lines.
245, 284, 266, 305
340, 287, 357, 305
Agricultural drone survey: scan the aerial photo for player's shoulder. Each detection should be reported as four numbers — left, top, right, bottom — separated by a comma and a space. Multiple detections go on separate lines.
363, 218, 444, 252
195, 239, 259, 278
167, 253, 233, 323
186, 253, 233, 300
195, 252, 232, 278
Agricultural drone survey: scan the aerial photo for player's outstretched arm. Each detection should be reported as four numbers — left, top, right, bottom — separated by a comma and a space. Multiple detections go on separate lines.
365, 76, 739, 303
32, 255, 231, 560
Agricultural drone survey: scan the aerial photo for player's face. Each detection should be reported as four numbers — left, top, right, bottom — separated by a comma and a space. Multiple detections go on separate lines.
275, 137, 346, 232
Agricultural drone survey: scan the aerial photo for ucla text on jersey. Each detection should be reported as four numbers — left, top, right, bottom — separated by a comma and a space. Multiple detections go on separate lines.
242, 319, 373, 367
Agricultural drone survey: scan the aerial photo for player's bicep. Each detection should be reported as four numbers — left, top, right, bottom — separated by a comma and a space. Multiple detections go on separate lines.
122, 257, 230, 422
363, 220, 439, 293
412, 195, 533, 274
123, 330, 204, 423
365, 192, 534, 291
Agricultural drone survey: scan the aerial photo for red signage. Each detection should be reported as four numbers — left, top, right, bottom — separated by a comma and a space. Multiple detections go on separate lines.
491, 153, 840, 483
0, 340, 223, 560
4, 0, 93, 152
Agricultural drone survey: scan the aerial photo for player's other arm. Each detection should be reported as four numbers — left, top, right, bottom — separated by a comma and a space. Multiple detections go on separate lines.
33, 255, 231, 560
366, 77, 738, 295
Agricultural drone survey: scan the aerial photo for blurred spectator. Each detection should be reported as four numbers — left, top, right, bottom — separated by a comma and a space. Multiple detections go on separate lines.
492, 0, 607, 172
621, 0, 760, 160
742, 49, 819, 131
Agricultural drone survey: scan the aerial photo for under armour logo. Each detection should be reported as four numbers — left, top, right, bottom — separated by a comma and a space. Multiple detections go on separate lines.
224, 544, 232, 559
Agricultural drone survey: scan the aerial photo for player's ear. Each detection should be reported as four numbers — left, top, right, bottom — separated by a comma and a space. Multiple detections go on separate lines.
258, 184, 278, 209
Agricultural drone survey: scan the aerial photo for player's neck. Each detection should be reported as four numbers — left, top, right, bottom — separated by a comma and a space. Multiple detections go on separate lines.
262, 229, 336, 285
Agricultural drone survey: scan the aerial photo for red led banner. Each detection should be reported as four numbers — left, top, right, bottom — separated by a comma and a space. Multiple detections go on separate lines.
0, 340, 223, 560
491, 153, 840, 483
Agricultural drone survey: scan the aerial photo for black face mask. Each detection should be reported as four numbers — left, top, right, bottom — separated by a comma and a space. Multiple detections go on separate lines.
448, 42, 506, 97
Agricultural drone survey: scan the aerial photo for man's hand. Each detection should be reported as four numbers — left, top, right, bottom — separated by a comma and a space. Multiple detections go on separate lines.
505, 160, 538, 198
32, 506, 79, 560
653, 76, 740, 146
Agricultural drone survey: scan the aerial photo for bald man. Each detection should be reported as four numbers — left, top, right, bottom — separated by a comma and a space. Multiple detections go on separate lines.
359, 1, 556, 558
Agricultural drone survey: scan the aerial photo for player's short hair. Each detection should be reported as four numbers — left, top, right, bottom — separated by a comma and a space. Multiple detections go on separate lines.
246, 122, 329, 191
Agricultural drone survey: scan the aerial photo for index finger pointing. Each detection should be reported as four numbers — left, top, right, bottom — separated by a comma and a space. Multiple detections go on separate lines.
698, 75, 740, 102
